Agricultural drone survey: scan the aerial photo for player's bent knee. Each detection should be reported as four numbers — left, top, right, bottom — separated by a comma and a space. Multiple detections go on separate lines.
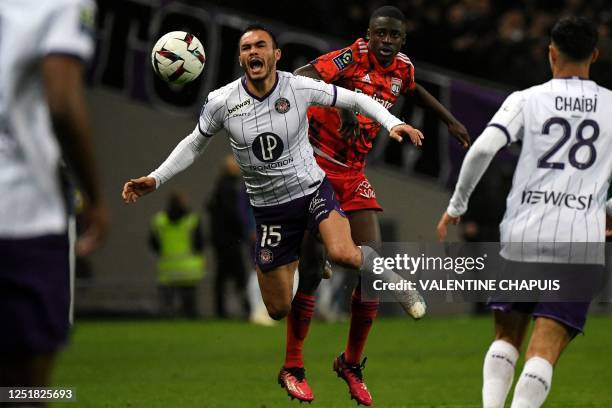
266, 303, 291, 321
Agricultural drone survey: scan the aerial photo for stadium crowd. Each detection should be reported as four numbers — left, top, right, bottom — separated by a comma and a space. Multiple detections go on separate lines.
211, 0, 612, 89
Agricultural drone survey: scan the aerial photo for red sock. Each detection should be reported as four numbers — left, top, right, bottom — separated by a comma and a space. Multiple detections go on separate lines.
284, 292, 315, 368
345, 287, 379, 364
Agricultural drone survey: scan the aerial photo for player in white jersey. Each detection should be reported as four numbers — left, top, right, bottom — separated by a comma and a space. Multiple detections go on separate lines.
0, 0, 107, 389
122, 24, 426, 403
437, 17, 612, 408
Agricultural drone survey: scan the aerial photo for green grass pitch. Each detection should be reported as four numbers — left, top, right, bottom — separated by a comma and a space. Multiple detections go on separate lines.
53, 315, 612, 407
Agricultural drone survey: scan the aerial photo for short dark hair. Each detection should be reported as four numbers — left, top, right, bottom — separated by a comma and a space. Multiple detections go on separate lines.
369, 6, 406, 24
551, 17, 598, 62
240, 23, 278, 49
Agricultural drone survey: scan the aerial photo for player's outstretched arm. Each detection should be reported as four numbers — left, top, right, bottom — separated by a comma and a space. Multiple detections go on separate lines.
436, 126, 508, 241
334, 86, 424, 146
122, 127, 213, 204
412, 83, 470, 148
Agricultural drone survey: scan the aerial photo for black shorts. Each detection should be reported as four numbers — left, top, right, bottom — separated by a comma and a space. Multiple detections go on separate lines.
253, 178, 344, 272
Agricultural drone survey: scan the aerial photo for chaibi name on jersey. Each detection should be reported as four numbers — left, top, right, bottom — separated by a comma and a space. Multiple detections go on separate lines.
554, 95, 597, 112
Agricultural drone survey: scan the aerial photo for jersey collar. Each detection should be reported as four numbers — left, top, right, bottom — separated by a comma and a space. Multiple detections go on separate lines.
556, 76, 589, 80
241, 73, 279, 102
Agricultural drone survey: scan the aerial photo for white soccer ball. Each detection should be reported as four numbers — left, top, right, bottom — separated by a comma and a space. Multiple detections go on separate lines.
151, 31, 206, 84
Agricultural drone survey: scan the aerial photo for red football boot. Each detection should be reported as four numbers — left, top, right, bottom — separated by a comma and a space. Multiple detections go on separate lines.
333, 353, 372, 406
278, 367, 314, 403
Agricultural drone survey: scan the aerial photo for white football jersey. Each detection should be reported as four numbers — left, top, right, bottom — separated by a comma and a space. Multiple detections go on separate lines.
199, 72, 333, 207
491, 78, 612, 262
0, 0, 96, 237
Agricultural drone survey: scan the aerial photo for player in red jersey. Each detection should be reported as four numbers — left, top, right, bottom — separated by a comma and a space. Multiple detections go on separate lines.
276, 6, 471, 405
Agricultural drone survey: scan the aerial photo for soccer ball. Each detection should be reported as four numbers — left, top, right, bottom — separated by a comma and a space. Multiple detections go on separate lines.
151, 31, 206, 84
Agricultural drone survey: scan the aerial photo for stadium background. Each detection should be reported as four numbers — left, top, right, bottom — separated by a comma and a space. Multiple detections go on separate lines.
57, 1, 612, 406
80, 0, 611, 316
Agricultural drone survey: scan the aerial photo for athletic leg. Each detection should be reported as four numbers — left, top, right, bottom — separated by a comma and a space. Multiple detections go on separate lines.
482, 309, 530, 408
347, 210, 382, 251
344, 210, 381, 365
318, 211, 426, 318
494, 309, 531, 348
262, 260, 316, 403
256, 261, 298, 321
510, 317, 572, 408
297, 231, 325, 294
317, 210, 362, 269
283, 231, 323, 371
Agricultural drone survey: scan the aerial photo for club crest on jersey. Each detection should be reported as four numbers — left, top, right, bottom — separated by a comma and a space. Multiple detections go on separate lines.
274, 97, 291, 114
259, 249, 273, 264
391, 78, 402, 96
333, 48, 353, 71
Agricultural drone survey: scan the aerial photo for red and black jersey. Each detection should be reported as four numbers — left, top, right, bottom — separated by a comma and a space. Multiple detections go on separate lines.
308, 38, 416, 171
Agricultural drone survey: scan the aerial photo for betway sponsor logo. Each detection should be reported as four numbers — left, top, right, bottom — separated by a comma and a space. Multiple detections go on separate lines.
354, 89, 393, 109
227, 99, 251, 115
250, 157, 294, 171
521, 189, 593, 210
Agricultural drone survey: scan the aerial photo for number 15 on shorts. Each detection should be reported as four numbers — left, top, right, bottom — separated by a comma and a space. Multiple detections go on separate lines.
261, 225, 281, 247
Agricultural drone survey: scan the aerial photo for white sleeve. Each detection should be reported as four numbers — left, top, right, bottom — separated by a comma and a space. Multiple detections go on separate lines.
606, 198, 612, 217
148, 126, 212, 188
446, 126, 508, 217
334, 87, 403, 131
198, 93, 225, 136
487, 91, 526, 144
40, 0, 96, 61
295, 75, 403, 131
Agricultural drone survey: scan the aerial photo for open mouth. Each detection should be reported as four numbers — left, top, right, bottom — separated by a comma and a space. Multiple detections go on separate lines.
379, 47, 393, 56
248, 58, 264, 72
